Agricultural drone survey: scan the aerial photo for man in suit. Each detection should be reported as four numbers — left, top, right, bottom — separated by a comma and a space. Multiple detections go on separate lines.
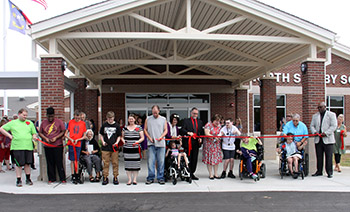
310, 102, 337, 178
180, 107, 204, 180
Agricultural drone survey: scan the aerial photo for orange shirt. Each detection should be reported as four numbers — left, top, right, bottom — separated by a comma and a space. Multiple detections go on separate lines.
67, 119, 86, 147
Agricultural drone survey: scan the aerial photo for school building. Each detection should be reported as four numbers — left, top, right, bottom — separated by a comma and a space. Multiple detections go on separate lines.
28, 0, 350, 179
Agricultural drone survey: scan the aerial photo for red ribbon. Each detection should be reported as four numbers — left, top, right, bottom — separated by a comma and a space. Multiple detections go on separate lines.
159, 133, 320, 141
340, 130, 345, 150
132, 143, 142, 159
112, 144, 119, 152
36, 138, 79, 173
66, 140, 79, 173
187, 133, 199, 156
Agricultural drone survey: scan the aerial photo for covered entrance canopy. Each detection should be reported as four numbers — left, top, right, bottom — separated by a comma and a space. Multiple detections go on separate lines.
30, 0, 336, 88
30, 0, 342, 179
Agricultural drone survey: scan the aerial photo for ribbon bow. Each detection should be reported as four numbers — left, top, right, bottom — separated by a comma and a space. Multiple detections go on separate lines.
340, 130, 345, 150
187, 133, 199, 156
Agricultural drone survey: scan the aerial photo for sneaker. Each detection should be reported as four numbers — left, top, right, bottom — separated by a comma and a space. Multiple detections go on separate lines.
221, 171, 226, 179
102, 177, 109, 185
16, 180, 22, 187
61, 180, 67, 184
48, 181, 55, 185
251, 156, 256, 162
26, 179, 33, 186
251, 174, 258, 180
158, 180, 165, 185
292, 173, 298, 179
145, 180, 154, 185
228, 171, 236, 179
113, 177, 119, 185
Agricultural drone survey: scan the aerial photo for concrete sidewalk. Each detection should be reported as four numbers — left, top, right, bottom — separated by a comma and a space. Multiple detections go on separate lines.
1, 153, 350, 194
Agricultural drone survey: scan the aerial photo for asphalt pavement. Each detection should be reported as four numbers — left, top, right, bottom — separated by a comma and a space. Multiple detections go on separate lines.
0, 191, 348, 212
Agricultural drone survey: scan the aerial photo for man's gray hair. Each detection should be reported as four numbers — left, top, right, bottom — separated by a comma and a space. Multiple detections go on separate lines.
292, 113, 300, 120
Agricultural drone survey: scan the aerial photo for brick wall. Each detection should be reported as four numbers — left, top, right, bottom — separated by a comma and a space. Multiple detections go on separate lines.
260, 78, 277, 134
286, 94, 303, 119
345, 95, 350, 127
235, 89, 248, 133
101, 93, 125, 123
210, 93, 235, 120
302, 61, 325, 129
40, 57, 65, 121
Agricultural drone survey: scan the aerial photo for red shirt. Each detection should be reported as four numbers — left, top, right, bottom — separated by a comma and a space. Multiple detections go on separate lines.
67, 119, 86, 147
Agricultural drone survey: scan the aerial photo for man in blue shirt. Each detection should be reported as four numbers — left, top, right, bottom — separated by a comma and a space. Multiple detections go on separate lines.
282, 114, 308, 144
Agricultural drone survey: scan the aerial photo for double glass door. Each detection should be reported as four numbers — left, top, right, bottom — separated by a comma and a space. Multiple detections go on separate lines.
127, 107, 208, 127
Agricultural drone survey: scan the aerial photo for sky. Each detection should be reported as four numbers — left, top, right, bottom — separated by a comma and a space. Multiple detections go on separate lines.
0, 0, 350, 97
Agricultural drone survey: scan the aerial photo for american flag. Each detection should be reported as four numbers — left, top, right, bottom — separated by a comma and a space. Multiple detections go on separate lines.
31, 0, 48, 10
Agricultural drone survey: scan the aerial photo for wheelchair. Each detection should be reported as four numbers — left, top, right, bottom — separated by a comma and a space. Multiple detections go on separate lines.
238, 144, 266, 181
165, 152, 192, 185
279, 148, 309, 179
78, 155, 101, 183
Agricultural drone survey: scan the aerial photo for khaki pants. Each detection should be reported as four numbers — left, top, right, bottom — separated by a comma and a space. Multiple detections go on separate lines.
102, 151, 119, 178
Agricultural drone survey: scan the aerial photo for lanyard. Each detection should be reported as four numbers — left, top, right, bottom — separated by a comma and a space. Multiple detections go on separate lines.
191, 117, 198, 134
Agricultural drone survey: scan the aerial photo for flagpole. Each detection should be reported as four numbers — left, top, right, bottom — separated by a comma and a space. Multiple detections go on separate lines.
3, 0, 8, 116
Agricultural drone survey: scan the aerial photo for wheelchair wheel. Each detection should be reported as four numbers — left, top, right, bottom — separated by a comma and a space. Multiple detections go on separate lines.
303, 153, 309, 177
80, 171, 85, 184
280, 166, 284, 179
260, 163, 266, 178
172, 178, 177, 185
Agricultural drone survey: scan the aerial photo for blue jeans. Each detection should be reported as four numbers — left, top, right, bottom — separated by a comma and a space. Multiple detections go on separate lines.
147, 145, 166, 181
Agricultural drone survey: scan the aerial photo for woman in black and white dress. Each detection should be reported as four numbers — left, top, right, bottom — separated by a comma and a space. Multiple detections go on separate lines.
121, 114, 144, 185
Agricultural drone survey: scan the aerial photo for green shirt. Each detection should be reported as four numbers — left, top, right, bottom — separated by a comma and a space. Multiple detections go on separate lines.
2, 119, 37, 150
241, 137, 258, 151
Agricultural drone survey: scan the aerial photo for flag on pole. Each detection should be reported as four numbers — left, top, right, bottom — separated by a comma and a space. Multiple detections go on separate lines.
31, 0, 48, 10
8, 0, 28, 34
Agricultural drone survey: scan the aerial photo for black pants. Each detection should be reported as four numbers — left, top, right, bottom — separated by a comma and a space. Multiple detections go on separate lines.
44, 147, 66, 182
315, 141, 334, 176
334, 153, 341, 164
185, 139, 199, 176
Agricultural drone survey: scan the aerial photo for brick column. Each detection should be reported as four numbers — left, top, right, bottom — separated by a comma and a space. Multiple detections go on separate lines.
39, 56, 65, 181
260, 77, 277, 135
260, 76, 277, 160
40, 56, 65, 120
72, 78, 99, 132
235, 88, 248, 133
302, 60, 326, 175
302, 61, 326, 128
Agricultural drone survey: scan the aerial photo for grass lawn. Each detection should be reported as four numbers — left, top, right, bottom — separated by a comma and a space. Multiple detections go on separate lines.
340, 154, 350, 167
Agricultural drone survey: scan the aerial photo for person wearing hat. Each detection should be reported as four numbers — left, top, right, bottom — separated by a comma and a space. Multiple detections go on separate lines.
39, 107, 67, 184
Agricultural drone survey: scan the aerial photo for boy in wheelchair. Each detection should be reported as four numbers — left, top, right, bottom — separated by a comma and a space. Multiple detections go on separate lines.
237, 135, 263, 180
276, 133, 307, 179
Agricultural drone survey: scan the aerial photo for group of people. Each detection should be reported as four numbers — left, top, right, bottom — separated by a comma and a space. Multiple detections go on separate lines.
278, 102, 346, 179
0, 101, 347, 187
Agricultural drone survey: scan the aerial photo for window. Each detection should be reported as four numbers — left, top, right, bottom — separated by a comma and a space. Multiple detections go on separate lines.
327, 96, 344, 117
125, 94, 146, 103
253, 94, 286, 132
253, 95, 261, 131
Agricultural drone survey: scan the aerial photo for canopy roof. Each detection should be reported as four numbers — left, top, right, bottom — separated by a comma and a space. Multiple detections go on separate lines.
30, 0, 338, 87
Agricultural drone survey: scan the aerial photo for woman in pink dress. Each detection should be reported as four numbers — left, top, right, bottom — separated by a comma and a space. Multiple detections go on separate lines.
202, 114, 223, 179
